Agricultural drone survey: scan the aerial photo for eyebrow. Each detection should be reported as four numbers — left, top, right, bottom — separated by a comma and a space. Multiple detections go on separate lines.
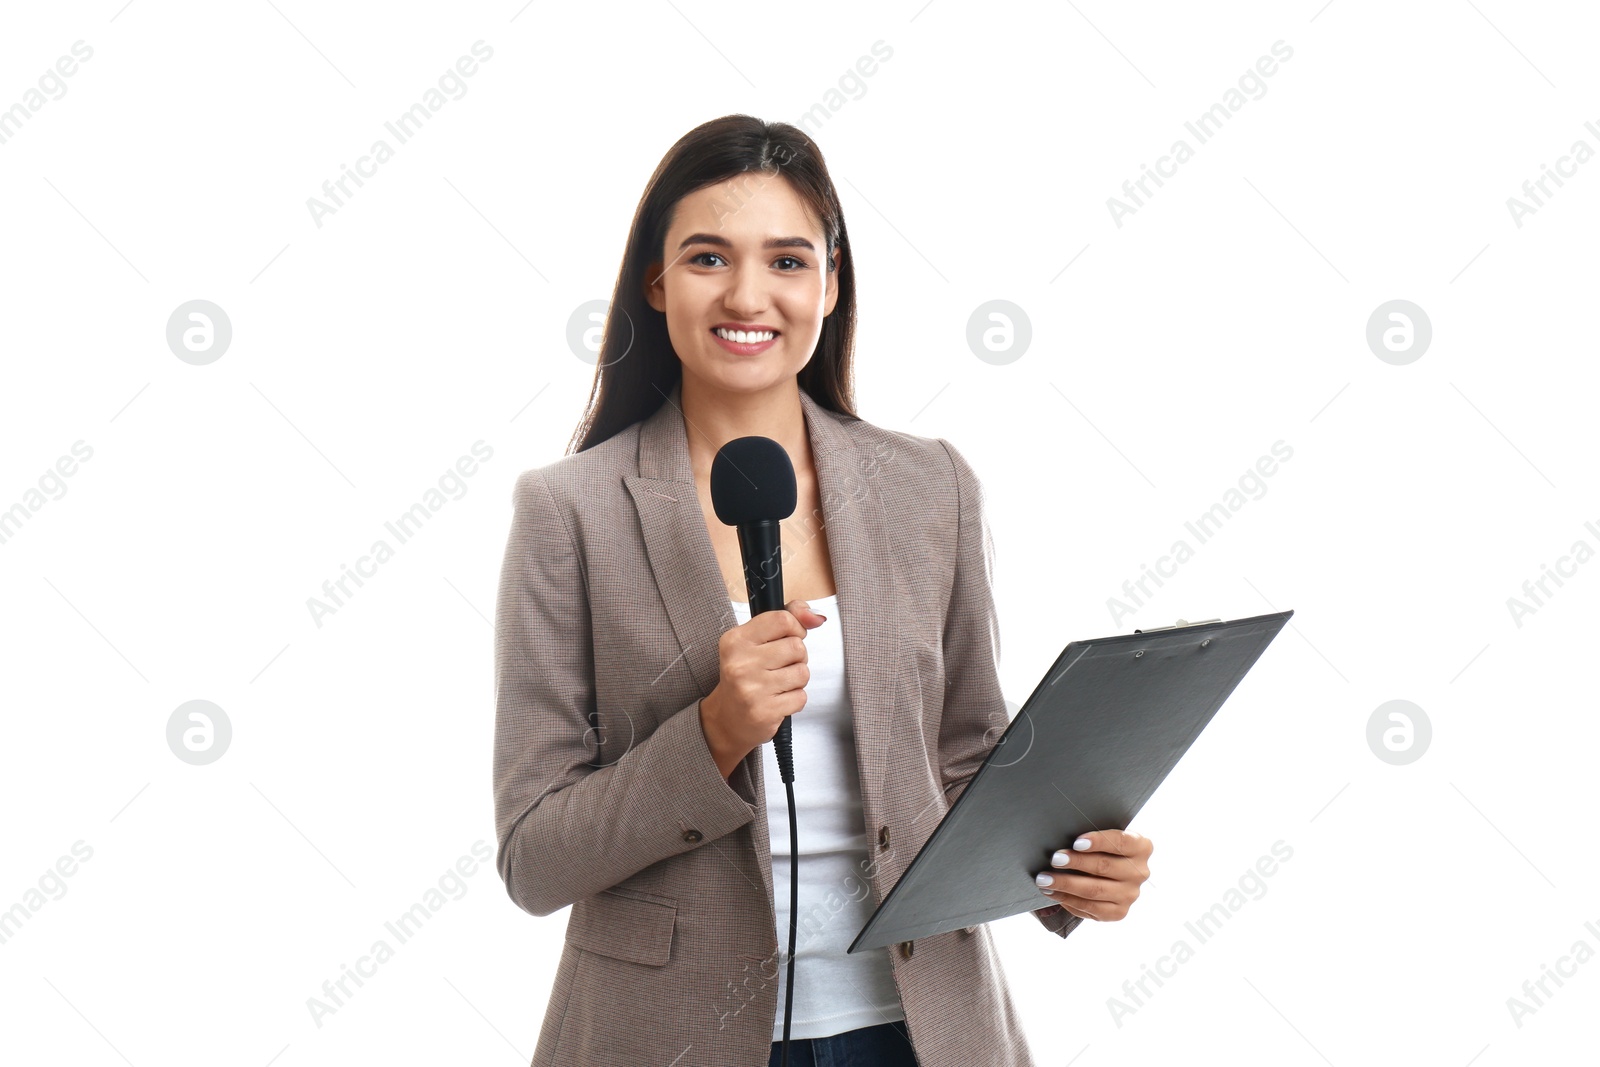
675, 233, 816, 253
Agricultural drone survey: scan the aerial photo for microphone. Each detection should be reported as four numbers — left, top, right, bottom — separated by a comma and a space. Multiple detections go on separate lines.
710, 433, 803, 1064
709, 435, 799, 785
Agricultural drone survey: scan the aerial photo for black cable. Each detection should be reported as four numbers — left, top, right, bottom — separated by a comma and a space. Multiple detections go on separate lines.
777, 777, 798, 1064
774, 715, 798, 1065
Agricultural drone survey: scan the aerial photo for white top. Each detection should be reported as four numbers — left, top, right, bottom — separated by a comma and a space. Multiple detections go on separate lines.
729, 593, 906, 1040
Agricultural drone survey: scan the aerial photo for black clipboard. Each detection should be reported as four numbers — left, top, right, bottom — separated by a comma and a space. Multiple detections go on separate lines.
847, 609, 1293, 954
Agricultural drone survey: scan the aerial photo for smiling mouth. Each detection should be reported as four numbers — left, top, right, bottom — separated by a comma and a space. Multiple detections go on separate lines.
711, 326, 780, 343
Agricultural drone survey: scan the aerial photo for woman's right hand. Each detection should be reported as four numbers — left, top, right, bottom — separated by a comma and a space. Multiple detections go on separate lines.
699, 599, 828, 779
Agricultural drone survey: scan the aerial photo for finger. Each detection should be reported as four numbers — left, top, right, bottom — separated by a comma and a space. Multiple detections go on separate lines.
757, 606, 805, 638
1047, 891, 1118, 921
758, 633, 808, 669
1044, 849, 1143, 882
1040, 866, 1139, 906
1038, 861, 1145, 918
1068, 829, 1149, 858
785, 598, 827, 626
1049, 895, 1100, 921
1034, 868, 1127, 901
774, 661, 810, 694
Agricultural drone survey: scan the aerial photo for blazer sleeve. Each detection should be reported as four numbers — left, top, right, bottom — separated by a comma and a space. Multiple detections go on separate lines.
492, 468, 757, 918
935, 439, 1084, 942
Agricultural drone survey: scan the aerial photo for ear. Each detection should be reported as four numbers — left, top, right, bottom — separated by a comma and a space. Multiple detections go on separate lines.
822, 247, 841, 317
643, 261, 666, 313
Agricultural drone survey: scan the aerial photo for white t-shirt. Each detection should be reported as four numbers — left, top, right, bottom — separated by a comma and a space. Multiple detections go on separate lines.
729, 593, 907, 1041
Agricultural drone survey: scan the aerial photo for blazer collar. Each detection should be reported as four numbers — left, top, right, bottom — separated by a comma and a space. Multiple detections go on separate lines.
623, 380, 901, 909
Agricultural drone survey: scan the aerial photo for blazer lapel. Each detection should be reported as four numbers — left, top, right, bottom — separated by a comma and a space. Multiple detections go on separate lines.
623, 380, 900, 911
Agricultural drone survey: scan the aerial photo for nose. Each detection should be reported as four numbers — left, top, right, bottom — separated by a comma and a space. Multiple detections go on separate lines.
722, 261, 770, 319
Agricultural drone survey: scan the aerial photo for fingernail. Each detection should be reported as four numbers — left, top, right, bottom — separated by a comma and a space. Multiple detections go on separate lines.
1073, 837, 1093, 850
1035, 873, 1054, 886
1052, 851, 1071, 867
816, 614, 827, 621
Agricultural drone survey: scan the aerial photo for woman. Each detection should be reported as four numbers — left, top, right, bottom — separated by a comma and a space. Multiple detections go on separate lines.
492, 114, 1153, 1067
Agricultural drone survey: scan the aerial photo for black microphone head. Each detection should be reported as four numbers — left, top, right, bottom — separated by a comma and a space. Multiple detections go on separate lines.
710, 436, 797, 526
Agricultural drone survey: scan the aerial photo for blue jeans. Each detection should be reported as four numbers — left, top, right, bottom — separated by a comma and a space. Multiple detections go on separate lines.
768, 1019, 918, 1066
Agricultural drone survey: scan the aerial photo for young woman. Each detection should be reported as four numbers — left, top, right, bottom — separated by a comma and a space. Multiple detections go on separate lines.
492, 114, 1153, 1067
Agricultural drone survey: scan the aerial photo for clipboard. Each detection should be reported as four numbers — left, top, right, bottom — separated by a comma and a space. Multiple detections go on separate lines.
847, 609, 1293, 954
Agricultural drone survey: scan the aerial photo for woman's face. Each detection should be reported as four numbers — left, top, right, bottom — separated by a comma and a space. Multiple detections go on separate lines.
645, 173, 840, 399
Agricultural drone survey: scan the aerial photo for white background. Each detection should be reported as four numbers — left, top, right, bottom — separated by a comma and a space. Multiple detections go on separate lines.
2, 1, 1596, 1064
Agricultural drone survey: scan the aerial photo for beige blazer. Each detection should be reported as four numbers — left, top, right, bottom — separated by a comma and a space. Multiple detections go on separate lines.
493, 380, 1081, 1067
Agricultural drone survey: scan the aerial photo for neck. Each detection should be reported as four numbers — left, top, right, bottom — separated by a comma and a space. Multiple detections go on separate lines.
680, 374, 811, 484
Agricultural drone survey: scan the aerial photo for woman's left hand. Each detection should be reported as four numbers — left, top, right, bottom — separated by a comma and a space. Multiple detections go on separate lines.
1034, 829, 1153, 922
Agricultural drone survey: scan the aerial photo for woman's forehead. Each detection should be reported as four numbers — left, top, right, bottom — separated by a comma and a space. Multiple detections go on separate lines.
670, 175, 823, 240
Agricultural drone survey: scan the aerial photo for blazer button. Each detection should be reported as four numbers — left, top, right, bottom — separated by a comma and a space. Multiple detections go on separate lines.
962, 925, 976, 936
682, 829, 702, 843
899, 940, 914, 959
878, 825, 890, 850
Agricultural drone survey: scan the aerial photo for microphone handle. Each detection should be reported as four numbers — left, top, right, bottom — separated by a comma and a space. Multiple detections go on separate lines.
736, 520, 794, 784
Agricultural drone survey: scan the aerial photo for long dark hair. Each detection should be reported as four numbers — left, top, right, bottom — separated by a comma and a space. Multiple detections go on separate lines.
567, 114, 859, 456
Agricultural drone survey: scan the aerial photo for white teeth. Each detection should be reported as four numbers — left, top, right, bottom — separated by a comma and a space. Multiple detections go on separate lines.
715, 328, 775, 343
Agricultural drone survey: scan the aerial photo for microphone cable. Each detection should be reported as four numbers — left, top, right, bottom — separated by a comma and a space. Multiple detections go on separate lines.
775, 717, 798, 1065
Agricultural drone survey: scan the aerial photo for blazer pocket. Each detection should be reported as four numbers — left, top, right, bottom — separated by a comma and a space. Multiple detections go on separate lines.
565, 886, 678, 967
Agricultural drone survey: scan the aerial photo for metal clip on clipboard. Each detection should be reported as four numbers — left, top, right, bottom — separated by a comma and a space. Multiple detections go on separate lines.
1132, 618, 1222, 633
